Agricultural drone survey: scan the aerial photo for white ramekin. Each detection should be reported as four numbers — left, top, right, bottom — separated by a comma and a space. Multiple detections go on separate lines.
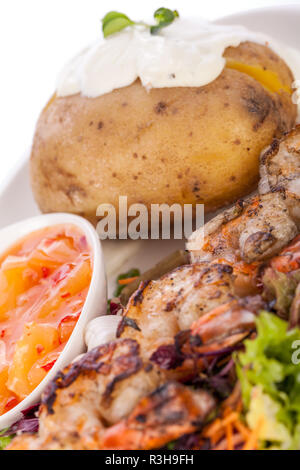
0, 213, 107, 429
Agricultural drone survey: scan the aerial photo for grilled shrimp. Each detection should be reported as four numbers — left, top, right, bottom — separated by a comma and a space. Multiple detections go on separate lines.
117, 262, 265, 382
117, 263, 241, 356
188, 127, 300, 265
8, 339, 163, 450
149, 296, 263, 378
98, 382, 215, 450
188, 192, 298, 265
187, 296, 261, 350
259, 125, 300, 222
8, 354, 214, 450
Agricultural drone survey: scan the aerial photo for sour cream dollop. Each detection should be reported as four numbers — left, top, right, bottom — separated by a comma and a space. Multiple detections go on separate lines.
56, 17, 300, 109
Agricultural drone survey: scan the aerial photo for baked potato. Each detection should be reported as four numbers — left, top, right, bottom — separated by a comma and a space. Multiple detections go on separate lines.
30, 41, 297, 226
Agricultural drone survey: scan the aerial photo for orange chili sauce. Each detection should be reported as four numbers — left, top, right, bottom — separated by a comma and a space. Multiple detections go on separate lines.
0, 224, 92, 415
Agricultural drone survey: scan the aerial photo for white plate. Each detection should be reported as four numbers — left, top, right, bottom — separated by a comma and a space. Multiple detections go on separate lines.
0, 4, 300, 296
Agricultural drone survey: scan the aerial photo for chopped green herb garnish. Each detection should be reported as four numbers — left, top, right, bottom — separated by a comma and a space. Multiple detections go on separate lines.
102, 8, 179, 38
102, 11, 134, 38
151, 8, 179, 35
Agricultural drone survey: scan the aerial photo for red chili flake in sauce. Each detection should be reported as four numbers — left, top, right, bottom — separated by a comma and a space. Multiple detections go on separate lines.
0, 329, 5, 338
41, 360, 57, 372
4, 397, 19, 411
61, 292, 71, 299
42, 267, 50, 278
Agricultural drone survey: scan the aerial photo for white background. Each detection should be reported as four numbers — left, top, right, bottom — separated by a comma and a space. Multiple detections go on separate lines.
0, 0, 298, 189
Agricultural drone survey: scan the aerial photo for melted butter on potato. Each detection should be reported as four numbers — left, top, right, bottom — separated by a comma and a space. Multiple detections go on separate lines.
226, 60, 292, 95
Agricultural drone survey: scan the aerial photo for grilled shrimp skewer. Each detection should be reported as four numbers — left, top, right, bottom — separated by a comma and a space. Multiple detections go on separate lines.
8, 261, 261, 449
188, 126, 300, 264
118, 264, 263, 378
8, 261, 260, 449
7, 253, 264, 450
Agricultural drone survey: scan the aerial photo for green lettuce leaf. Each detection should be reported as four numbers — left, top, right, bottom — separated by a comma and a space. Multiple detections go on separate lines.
236, 311, 300, 448
0, 435, 13, 450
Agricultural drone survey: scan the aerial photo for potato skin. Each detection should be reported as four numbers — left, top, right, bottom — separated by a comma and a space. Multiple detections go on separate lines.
30, 42, 297, 225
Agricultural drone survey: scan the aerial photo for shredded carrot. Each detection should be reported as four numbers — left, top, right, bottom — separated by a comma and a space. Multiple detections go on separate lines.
202, 398, 256, 450
118, 276, 139, 286
210, 428, 225, 446
234, 420, 251, 440
203, 418, 222, 438
220, 412, 240, 428
204, 412, 239, 438
242, 418, 263, 450
214, 433, 245, 451
226, 423, 234, 450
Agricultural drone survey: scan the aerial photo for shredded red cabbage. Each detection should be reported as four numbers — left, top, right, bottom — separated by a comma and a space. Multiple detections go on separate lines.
1, 404, 39, 436
218, 358, 235, 377
191, 343, 244, 358
173, 433, 201, 450
150, 335, 243, 370
109, 300, 124, 316
150, 344, 184, 369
